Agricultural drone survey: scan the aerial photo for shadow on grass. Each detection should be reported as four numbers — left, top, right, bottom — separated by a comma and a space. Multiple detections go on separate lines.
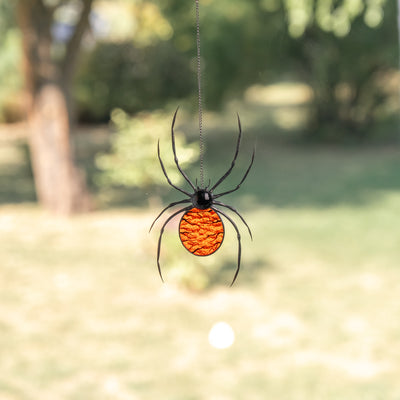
0, 141, 36, 204
209, 257, 272, 288
88, 143, 400, 211
2, 120, 400, 210
196, 124, 400, 210
90, 104, 400, 211
127, 140, 400, 213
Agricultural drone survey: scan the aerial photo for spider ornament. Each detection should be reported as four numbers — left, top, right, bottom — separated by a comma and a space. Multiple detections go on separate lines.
150, 109, 255, 286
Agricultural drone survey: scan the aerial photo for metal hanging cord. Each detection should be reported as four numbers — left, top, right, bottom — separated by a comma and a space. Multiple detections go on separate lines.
195, 0, 205, 188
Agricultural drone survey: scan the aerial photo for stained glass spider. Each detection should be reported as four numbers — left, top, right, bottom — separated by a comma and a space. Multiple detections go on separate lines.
150, 109, 255, 286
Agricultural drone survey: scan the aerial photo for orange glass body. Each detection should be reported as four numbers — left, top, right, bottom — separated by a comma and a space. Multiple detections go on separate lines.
179, 208, 224, 256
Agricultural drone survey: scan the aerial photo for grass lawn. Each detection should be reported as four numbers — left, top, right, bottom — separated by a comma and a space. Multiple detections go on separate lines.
1, 111, 400, 399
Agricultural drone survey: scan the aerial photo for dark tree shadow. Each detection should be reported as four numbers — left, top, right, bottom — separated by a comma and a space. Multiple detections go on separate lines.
209, 257, 273, 288
0, 141, 36, 204
3, 116, 400, 211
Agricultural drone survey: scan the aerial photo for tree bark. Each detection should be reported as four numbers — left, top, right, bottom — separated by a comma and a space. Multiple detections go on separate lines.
17, 0, 92, 215
29, 84, 92, 214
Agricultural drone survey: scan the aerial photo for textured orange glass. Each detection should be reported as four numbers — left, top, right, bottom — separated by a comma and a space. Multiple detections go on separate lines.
179, 208, 224, 256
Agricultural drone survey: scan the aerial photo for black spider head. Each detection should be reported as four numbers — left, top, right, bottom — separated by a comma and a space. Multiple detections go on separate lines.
191, 188, 213, 209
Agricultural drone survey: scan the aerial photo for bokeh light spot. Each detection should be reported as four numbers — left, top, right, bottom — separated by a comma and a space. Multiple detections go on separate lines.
208, 322, 235, 349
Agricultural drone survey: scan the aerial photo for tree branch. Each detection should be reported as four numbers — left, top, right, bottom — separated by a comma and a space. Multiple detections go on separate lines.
61, 0, 94, 82
17, 0, 54, 95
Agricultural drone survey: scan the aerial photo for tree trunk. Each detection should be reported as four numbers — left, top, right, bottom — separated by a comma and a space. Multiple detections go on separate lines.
17, 0, 92, 215
29, 83, 91, 214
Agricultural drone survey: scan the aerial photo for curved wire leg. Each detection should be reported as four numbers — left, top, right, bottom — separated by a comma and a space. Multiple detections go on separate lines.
214, 147, 255, 199
213, 207, 242, 287
211, 114, 242, 191
149, 199, 191, 232
156, 207, 191, 283
213, 201, 252, 240
171, 108, 196, 191
158, 140, 191, 196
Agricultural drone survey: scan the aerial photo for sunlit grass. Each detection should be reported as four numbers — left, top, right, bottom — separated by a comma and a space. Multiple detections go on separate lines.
1, 197, 400, 399
1, 112, 400, 399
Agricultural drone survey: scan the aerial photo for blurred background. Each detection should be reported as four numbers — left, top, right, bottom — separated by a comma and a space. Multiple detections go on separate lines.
1, 0, 400, 398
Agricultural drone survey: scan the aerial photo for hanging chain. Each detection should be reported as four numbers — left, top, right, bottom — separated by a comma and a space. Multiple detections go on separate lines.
195, 0, 204, 188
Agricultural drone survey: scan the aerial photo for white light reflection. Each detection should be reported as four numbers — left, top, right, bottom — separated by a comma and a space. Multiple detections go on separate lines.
208, 322, 235, 349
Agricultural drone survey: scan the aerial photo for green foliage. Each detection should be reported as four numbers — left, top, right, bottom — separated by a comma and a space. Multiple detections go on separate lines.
290, 0, 399, 141
0, 1, 16, 34
0, 0, 396, 141
283, 0, 388, 38
157, 0, 398, 140
0, 22, 22, 122
75, 40, 194, 122
95, 108, 198, 189
158, 0, 291, 108
74, 1, 192, 121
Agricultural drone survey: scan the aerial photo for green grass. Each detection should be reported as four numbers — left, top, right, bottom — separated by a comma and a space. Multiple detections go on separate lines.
1, 115, 400, 399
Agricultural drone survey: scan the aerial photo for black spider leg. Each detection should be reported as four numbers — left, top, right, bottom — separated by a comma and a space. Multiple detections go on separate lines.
149, 198, 191, 232
157, 206, 192, 282
157, 140, 191, 196
171, 108, 196, 191
211, 113, 242, 192
213, 201, 252, 240
213, 148, 255, 199
213, 207, 242, 287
